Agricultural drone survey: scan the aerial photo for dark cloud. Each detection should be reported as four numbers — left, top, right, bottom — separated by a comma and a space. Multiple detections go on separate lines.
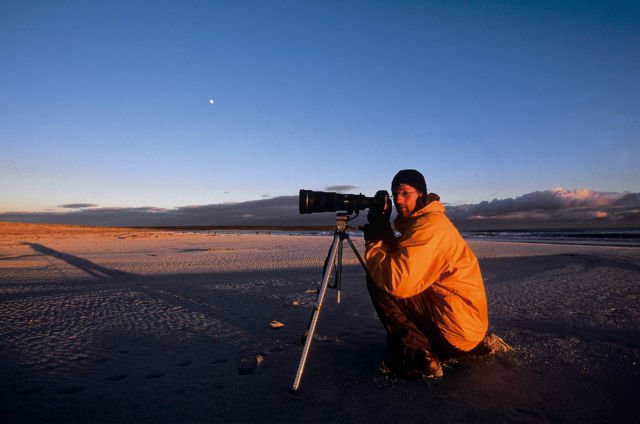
324, 185, 359, 192
2, 188, 639, 229
0, 197, 344, 227
58, 203, 99, 209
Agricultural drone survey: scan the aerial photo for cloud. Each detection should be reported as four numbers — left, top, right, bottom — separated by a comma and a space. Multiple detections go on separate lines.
1, 188, 639, 229
324, 185, 359, 192
446, 188, 640, 229
0, 197, 336, 227
58, 203, 99, 209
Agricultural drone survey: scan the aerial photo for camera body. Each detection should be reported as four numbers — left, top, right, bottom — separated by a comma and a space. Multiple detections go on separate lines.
299, 189, 391, 215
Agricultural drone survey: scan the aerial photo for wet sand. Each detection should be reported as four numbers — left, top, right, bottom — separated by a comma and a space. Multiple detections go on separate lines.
1, 222, 639, 423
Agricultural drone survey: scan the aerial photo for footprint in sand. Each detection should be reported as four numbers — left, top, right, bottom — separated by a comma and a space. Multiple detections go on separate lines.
59, 385, 86, 395
107, 373, 128, 382
144, 371, 164, 379
18, 385, 44, 396
514, 408, 541, 418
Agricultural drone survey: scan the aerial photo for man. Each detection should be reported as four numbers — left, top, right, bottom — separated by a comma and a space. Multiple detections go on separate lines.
363, 169, 507, 380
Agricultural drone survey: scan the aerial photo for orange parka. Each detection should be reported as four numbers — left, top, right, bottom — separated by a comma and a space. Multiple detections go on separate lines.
364, 200, 488, 351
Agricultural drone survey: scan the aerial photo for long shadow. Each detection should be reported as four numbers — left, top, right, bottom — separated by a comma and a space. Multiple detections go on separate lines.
17, 241, 342, 338
18, 246, 640, 344
23, 243, 136, 280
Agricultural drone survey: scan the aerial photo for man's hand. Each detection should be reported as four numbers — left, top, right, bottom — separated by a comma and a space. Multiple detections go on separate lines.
362, 190, 395, 243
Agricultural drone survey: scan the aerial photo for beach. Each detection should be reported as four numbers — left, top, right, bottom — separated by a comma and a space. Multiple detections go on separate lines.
1, 222, 639, 423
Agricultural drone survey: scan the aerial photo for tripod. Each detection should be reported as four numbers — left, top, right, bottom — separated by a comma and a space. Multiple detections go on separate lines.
290, 213, 369, 393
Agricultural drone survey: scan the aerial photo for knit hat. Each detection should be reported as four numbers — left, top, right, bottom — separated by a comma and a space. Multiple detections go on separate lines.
391, 169, 427, 194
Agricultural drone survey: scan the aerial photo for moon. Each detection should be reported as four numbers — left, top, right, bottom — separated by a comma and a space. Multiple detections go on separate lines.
209, 99, 215, 105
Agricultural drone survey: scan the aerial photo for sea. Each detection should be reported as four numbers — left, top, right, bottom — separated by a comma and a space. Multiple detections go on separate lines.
460, 228, 640, 247
190, 227, 640, 247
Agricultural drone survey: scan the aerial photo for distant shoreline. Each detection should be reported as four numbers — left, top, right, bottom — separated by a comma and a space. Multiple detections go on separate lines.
133, 225, 640, 247
2, 221, 639, 247
131, 225, 338, 232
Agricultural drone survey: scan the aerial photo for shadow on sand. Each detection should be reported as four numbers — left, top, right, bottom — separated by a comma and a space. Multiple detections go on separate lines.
4, 245, 638, 423
23, 243, 136, 280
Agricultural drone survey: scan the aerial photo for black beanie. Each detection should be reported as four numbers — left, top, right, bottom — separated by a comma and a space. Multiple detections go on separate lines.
391, 169, 427, 194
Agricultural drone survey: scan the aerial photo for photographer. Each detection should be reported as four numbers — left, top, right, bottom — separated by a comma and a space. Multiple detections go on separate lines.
363, 169, 508, 380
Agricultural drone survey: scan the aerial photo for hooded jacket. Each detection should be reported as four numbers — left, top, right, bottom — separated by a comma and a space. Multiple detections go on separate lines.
364, 200, 488, 351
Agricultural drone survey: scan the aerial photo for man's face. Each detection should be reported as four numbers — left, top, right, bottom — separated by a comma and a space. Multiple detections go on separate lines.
392, 183, 422, 217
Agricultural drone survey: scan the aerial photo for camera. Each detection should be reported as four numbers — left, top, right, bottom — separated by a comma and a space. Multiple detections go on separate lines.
299, 189, 391, 215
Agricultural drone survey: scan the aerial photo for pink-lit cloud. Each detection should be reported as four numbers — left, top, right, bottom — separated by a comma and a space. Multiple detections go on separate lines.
446, 188, 640, 229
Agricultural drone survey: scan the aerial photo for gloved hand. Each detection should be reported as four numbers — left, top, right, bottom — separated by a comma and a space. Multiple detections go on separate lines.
362, 190, 395, 243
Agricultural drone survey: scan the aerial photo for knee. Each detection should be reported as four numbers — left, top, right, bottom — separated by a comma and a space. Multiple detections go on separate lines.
367, 278, 392, 307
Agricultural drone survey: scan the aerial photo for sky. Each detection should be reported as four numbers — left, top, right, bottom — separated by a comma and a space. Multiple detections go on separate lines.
1, 0, 639, 228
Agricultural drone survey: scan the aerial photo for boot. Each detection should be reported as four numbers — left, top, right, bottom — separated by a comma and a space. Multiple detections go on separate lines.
381, 348, 443, 380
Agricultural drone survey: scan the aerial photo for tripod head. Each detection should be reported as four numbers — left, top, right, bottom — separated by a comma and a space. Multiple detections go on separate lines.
335, 212, 367, 234
335, 213, 350, 231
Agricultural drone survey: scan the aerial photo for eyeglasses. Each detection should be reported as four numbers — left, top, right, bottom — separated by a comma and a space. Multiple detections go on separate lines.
392, 190, 419, 199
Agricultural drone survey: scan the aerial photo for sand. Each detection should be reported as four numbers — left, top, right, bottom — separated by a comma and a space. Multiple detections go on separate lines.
1, 222, 639, 423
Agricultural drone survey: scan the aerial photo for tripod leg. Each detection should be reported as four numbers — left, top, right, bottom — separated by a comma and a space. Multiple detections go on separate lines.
302, 231, 339, 339
345, 234, 369, 274
290, 232, 341, 393
336, 235, 344, 304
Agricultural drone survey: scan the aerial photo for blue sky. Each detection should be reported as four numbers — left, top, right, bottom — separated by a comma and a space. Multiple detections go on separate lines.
1, 1, 639, 223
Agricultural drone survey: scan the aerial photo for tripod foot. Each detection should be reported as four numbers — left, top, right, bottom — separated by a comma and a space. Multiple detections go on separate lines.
288, 387, 301, 396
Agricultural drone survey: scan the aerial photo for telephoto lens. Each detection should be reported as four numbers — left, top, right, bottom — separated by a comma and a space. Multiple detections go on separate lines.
299, 189, 389, 215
